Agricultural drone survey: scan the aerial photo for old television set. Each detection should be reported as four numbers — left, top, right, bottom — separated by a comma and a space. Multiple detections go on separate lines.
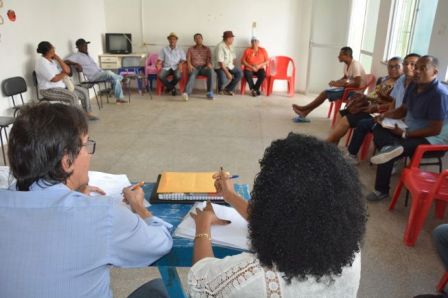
105, 33, 132, 54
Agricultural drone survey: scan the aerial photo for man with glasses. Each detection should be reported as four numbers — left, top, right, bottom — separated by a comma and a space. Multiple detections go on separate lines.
0, 103, 172, 298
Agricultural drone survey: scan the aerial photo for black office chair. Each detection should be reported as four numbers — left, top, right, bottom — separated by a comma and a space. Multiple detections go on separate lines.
2, 76, 27, 117
70, 66, 111, 109
0, 117, 14, 165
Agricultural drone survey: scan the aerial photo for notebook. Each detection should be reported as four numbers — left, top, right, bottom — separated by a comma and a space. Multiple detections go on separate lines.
151, 173, 225, 204
174, 202, 249, 250
380, 118, 408, 130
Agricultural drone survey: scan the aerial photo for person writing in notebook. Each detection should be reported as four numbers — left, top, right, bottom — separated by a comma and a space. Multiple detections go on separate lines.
0, 103, 172, 298
188, 133, 366, 297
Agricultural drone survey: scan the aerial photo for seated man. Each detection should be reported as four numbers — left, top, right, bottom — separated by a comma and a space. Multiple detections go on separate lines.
344, 53, 420, 165
183, 33, 214, 101
367, 55, 448, 201
214, 31, 242, 96
326, 56, 403, 145
0, 103, 173, 297
65, 38, 128, 104
292, 47, 366, 121
240, 37, 269, 97
157, 32, 186, 96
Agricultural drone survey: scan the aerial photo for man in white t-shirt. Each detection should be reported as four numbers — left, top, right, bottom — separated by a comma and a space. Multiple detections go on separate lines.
292, 47, 366, 122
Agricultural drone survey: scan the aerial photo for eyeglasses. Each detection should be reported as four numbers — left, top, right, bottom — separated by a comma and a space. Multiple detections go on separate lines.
82, 139, 96, 155
388, 64, 401, 69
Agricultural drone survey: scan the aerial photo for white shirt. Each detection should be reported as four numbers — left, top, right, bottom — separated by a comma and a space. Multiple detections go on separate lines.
66, 52, 102, 81
214, 41, 236, 70
35, 56, 65, 90
343, 60, 366, 86
188, 252, 361, 298
158, 46, 186, 71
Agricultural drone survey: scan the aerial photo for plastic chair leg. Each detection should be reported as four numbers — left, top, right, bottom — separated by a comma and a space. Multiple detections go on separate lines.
331, 100, 343, 128
435, 201, 447, 219
389, 180, 404, 210
327, 102, 334, 118
241, 78, 247, 95
437, 272, 448, 292
403, 193, 433, 246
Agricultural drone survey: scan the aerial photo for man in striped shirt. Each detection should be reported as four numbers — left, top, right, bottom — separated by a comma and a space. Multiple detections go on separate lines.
183, 33, 214, 101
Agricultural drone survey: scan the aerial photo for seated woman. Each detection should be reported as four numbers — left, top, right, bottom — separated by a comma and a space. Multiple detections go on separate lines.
241, 37, 269, 97
34, 41, 98, 120
188, 133, 366, 297
326, 57, 402, 145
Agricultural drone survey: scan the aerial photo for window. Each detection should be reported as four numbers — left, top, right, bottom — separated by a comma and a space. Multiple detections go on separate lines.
385, 0, 438, 59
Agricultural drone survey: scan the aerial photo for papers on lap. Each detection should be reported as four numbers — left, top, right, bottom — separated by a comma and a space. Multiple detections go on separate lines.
174, 202, 249, 250
380, 118, 408, 130
88, 171, 149, 208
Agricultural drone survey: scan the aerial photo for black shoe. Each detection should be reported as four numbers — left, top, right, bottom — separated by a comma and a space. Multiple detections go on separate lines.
171, 89, 177, 96
250, 90, 257, 97
256, 90, 261, 96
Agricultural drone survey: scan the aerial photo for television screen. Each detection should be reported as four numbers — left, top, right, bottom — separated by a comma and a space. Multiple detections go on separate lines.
106, 33, 132, 54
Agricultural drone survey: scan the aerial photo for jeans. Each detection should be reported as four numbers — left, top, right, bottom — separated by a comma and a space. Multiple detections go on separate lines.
185, 66, 213, 95
434, 224, 448, 271
373, 125, 429, 194
127, 278, 169, 298
244, 69, 266, 92
215, 67, 242, 92
91, 70, 124, 100
348, 118, 376, 156
159, 68, 181, 91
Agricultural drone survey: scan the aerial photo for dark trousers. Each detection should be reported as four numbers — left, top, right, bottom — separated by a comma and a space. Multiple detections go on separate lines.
348, 118, 376, 156
128, 278, 169, 298
159, 68, 181, 91
215, 67, 242, 92
244, 69, 266, 92
373, 125, 429, 194
434, 224, 448, 270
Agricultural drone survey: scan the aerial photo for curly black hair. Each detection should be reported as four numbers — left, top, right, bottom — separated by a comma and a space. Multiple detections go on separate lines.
248, 133, 366, 283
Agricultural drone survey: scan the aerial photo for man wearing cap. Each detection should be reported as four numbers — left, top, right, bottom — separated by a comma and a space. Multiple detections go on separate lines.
214, 31, 242, 96
156, 32, 186, 96
183, 33, 214, 101
241, 37, 269, 97
65, 38, 127, 104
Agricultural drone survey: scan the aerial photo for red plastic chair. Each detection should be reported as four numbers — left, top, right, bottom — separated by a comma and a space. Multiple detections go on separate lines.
266, 56, 295, 97
156, 63, 187, 95
328, 74, 376, 128
437, 272, 448, 292
240, 65, 269, 95
389, 144, 448, 246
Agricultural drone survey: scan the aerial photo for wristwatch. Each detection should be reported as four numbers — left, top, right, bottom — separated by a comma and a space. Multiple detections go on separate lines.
401, 130, 407, 139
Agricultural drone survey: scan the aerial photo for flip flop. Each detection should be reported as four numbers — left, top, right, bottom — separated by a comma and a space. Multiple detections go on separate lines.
292, 115, 311, 123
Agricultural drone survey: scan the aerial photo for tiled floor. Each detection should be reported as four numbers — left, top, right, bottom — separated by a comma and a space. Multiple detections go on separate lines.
86, 90, 445, 297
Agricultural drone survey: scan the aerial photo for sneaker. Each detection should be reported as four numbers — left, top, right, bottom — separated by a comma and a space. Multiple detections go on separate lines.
256, 90, 261, 96
182, 93, 189, 101
223, 90, 234, 96
116, 99, 127, 104
206, 92, 215, 100
370, 145, 404, 165
344, 152, 359, 165
171, 89, 177, 96
87, 114, 99, 121
250, 90, 257, 97
366, 190, 388, 202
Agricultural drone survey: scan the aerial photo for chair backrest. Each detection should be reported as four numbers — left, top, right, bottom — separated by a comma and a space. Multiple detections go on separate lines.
2, 76, 27, 96
363, 74, 376, 92
269, 56, 295, 78
32, 71, 44, 100
145, 53, 159, 75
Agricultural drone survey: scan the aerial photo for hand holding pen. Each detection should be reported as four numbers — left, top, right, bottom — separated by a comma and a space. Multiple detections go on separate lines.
122, 182, 151, 218
213, 167, 238, 200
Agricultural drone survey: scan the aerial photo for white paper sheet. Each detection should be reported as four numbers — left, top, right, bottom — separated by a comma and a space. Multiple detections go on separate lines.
381, 118, 408, 130
174, 202, 249, 250
88, 171, 150, 208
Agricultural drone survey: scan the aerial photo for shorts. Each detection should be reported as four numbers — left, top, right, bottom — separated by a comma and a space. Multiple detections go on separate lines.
325, 87, 356, 102
339, 109, 373, 128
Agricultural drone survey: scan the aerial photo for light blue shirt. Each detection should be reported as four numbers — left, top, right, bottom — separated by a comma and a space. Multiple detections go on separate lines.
0, 182, 173, 298
390, 75, 406, 108
159, 46, 186, 70
66, 52, 102, 81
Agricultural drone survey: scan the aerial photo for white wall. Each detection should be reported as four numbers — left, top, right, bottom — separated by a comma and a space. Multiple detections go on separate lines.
0, 0, 107, 117
104, 0, 311, 92
429, 0, 448, 81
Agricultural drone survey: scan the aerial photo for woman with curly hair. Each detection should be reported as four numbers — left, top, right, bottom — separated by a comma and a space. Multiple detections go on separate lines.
188, 133, 367, 297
